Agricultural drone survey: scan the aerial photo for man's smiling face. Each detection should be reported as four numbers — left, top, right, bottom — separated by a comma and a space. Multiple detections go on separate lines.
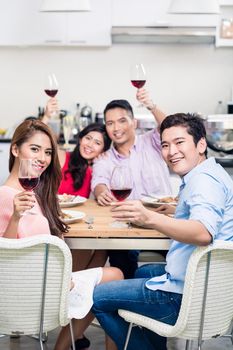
161, 125, 207, 176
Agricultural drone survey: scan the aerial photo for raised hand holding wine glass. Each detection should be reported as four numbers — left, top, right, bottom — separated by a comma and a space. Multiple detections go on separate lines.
130, 63, 146, 108
18, 159, 41, 215
44, 73, 59, 117
110, 165, 133, 227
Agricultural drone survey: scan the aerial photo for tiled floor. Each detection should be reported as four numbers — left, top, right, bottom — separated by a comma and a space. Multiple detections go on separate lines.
0, 325, 232, 350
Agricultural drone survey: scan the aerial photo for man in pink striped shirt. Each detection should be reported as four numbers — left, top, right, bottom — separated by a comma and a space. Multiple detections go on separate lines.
91, 89, 172, 278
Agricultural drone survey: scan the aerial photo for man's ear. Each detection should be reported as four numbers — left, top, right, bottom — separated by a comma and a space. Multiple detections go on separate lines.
11, 144, 19, 158
198, 137, 207, 155
134, 119, 138, 129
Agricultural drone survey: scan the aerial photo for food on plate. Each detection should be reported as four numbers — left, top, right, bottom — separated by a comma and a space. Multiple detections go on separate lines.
158, 196, 178, 204
60, 211, 73, 220
58, 193, 75, 203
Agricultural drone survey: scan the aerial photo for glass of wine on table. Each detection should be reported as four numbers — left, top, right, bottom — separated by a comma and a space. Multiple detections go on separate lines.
18, 159, 41, 215
130, 63, 146, 108
110, 165, 133, 228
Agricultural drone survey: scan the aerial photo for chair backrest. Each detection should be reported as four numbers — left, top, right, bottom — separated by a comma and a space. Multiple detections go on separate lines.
174, 240, 233, 340
0, 234, 72, 336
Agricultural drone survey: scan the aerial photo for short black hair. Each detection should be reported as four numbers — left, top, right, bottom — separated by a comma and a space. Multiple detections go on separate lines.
103, 99, 134, 120
160, 113, 208, 157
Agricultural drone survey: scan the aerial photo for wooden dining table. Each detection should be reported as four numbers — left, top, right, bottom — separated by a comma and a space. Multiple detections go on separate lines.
64, 199, 170, 251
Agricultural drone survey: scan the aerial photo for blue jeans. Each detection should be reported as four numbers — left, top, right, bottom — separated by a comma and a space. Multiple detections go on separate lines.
92, 264, 182, 350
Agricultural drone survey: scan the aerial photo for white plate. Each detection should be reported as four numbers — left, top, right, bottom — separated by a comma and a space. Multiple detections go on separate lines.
141, 195, 177, 208
61, 210, 85, 224
58, 194, 87, 208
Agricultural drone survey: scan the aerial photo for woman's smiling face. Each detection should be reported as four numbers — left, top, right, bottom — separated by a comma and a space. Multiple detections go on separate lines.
79, 131, 105, 161
12, 131, 53, 174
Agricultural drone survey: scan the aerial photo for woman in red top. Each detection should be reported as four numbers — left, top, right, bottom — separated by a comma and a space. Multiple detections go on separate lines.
58, 123, 111, 197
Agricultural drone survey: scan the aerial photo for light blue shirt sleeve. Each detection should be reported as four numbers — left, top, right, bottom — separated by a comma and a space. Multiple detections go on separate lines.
185, 173, 226, 239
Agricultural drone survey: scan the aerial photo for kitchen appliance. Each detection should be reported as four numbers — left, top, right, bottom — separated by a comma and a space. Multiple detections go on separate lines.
95, 113, 104, 124
79, 104, 93, 129
204, 114, 233, 172
228, 103, 233, 114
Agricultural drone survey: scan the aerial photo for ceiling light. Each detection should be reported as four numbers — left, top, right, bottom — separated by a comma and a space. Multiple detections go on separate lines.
40, 0, 91, 12
168, 0, 220, 14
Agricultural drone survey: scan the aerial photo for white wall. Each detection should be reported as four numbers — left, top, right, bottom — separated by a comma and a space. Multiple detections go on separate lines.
0, 43, 233, 128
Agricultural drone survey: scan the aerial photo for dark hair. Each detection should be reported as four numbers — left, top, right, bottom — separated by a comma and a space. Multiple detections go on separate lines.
103, 99, 134, 120
66, 123, 111, 190
10, 119, 68, 237
160, 113, 208, 157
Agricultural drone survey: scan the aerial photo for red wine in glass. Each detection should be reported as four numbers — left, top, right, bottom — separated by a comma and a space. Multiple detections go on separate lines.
131, 80, 146, 89
19, 177, 39, 191
110, 166, 133, 228
111, 188, 132, 201
18, 159, 41, 215
130, 63, 146, 107
44, 89, 58, 98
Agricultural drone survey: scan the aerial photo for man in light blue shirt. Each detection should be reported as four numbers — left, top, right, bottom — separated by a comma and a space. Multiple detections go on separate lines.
92, 113, 233, 350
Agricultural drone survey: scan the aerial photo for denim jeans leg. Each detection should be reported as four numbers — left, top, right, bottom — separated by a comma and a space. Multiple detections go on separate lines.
92, 277, 182, 350
135, 263, 166, 279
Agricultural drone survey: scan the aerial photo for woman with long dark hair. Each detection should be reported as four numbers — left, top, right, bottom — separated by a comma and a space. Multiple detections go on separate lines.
58, 123, 111, 197
0, 119, 68, 238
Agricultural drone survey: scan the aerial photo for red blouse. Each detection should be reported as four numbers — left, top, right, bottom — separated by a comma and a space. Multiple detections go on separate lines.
58, 152, 92, 198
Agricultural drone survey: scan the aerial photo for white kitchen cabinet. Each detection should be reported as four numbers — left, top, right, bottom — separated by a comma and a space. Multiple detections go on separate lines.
112, 0, 218, 28
215, 2, 233, 47
0, 142, 10, 185
66, 0, 111, 46
0, 0, 66, 46
0, 0, 111, 46
112, 0, 171, 27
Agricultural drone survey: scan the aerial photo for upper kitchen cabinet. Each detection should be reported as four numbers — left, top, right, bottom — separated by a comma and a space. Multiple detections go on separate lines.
112, 0, 171, 27
0, 0, 66, 45
0, 0, 111, 46
112, 0, 218, 28
216, 0, 233, 47
66, 0, 111, 46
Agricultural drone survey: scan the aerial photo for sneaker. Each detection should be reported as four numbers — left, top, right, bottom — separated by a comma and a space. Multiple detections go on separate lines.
72, 335, 90, 349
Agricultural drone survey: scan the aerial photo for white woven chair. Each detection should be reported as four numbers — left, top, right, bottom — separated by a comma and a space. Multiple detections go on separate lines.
119, 240, 233, 350
0, 234, 75, 350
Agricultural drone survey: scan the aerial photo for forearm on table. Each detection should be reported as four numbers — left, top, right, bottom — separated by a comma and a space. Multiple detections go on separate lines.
146, 212, 212, 246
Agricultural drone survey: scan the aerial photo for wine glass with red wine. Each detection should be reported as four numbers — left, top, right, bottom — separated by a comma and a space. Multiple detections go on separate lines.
130, 63, 146, 107
44, 73, 59, 117
110, 165, 133, 228
18, 159, 41, 215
